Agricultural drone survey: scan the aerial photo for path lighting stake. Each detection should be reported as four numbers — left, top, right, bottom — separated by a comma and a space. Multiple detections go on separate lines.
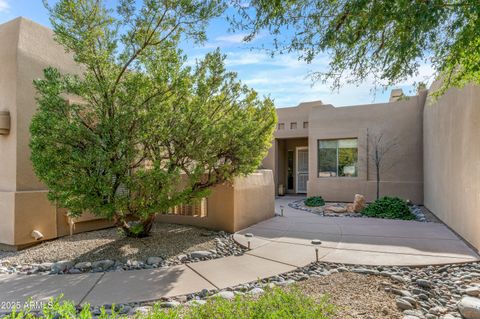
311, 239, 322, 262
280, 205, 284, 217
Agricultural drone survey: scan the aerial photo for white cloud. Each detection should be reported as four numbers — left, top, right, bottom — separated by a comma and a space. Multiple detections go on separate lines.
0, 0, 9, 12
214, 34, 248, 44
185, 44, 435, 108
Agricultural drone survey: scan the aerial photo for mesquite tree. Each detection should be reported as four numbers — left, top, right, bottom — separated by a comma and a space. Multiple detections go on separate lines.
231, 0, 480, 96
30, 0, 277, 237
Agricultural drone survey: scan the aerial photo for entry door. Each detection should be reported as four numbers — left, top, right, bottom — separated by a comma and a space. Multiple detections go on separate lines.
296, 147, 309, 193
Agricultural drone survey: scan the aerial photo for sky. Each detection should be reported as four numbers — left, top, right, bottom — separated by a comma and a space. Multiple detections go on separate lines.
0, 0, 435, 108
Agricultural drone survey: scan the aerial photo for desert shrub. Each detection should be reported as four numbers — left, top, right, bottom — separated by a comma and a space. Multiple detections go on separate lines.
1, 288, 335, 319
188, 287, 335, 318
362, 196, 415, 220
304, 196, 325, 207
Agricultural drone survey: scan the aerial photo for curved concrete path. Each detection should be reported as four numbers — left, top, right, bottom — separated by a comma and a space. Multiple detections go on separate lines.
0, 197, 478, 307
234, 197, 479, 267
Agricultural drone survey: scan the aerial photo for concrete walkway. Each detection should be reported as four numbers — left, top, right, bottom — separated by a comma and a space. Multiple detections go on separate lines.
1, 197, 478, 307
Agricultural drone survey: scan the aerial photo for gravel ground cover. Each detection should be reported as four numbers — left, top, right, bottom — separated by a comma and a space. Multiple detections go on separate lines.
145, 261, 479, 319
0, 222, 246, 275
296, 272, 402, 319
2, 261, 480, 318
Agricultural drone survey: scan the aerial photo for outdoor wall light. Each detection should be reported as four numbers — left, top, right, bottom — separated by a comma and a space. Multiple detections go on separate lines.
0, 111, 10, 135
31, 230, 44, 241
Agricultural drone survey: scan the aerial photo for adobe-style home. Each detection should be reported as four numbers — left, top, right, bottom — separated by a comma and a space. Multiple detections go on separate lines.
0, 17, 479, 254
262, 91, 426, 203
261, 84, 480, 253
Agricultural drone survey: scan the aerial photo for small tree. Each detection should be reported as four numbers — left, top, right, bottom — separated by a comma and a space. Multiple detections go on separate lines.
368, 130, 399, 200
30, 0, 277, 237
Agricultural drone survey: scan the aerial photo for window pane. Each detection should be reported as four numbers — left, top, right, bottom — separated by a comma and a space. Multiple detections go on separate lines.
338, 145, 358, 177
319, 140, 337, 149
318, 147, 337, 177
339, 139, 357, 148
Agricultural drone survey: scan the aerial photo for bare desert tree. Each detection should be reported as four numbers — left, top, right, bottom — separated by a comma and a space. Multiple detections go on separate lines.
368, 130, 399, 200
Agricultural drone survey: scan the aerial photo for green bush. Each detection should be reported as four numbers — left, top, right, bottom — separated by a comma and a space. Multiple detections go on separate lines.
304, 196, 325, 207
2, 288, 335, 319
362, 196, 415, 220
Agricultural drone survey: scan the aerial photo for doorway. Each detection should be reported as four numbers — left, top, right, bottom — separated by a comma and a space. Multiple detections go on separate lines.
296, 147, 308, 193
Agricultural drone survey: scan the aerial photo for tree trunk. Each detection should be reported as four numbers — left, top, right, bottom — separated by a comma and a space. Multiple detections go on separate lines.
376, 164, 380, 200
118, 214, 156, 238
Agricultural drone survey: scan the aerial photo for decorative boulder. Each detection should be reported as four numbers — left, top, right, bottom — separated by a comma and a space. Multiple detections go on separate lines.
324, 205, 347, 213
458, 296, 480, 319
353, 194, 366, 212
346, 203, 355, 213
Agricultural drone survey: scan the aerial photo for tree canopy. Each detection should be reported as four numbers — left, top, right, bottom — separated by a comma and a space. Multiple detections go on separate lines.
231, 0, 480, 96
31, 0, 276, 237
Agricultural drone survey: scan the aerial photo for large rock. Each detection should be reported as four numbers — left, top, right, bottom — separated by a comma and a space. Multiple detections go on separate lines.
396, 298, 414, 310
458, 296, 480, 319
74, 261, 92, 270
190, 251, 212, 259
466, 286, 480, 297
353, 194, 366, 212
51, 260, 74, 273
92, 259, 115, 271
133, 306, 152, 315
324, 205, 347, 213
38, 262, 53, 272
212, 291, 235, 300
146, 257, 163, 265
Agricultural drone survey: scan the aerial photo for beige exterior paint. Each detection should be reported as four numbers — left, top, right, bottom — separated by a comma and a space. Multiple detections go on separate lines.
0, 18, 275, 249
265, 92, 427, 203
157, 170, 275, 233
423, 83, 480, 251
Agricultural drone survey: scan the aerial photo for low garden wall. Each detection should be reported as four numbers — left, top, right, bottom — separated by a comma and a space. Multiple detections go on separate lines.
156, 170, 275, 233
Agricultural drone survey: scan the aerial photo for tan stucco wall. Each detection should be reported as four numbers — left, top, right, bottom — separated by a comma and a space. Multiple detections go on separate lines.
265, 93, 426, 203
308, 94, 426, 203
424, 84, 480, 251
233, 170, 275, 231
156, 170, 275, 233
0, 18, 19, 192
0, 18, 103, 247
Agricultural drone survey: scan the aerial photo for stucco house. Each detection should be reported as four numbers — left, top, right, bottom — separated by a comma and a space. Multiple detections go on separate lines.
262, 91, 425, 204
0, 17, 479, 254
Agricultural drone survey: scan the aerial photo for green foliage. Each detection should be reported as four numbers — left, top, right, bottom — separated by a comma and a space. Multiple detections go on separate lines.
231, 0, 480, 96
304, 196, 325, 207
362, 196, 415, 220
1, 288, 335, 319
30, 0, 277, 236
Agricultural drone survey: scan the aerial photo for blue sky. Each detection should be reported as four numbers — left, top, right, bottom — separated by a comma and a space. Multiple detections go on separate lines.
0, 0, 434, 108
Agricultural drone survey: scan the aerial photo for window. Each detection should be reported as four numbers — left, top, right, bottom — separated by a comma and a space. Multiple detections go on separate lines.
278, 123, 285, 130
303, 121, 309, 129
290, 122, 297, 130
318, 139, 358, 177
